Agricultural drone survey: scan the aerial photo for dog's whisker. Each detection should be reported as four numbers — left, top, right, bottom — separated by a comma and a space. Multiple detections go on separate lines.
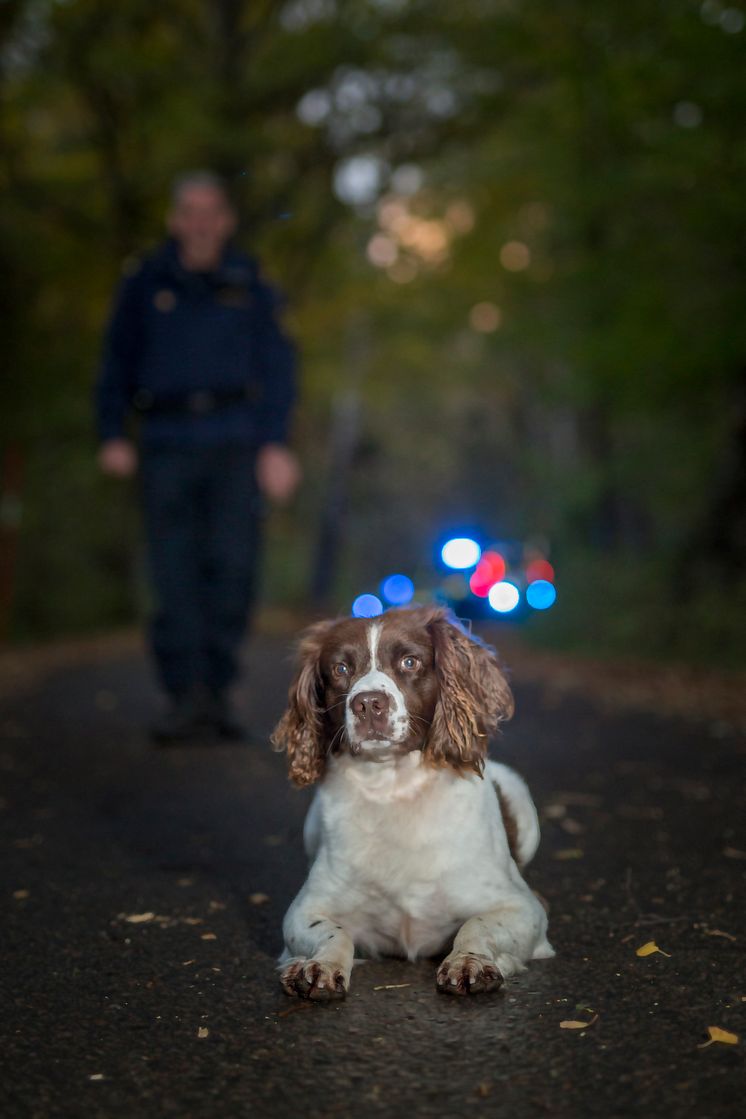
325, 723, 347, 756
321, 698, 349, 715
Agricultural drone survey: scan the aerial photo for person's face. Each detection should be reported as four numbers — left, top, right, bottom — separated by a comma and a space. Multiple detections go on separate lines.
167, 185, 236, 266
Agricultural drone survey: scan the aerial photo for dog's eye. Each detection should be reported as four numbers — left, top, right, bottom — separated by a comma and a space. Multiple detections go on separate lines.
400, 655, 421, 672
332, 662, 349, 678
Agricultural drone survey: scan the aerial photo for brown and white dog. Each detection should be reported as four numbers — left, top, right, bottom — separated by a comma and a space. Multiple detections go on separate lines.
271, 606, 553, 999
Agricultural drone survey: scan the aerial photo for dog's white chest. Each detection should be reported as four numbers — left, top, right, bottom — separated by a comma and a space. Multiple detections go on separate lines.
342, 858, 461, 960
308, 758, 509, 959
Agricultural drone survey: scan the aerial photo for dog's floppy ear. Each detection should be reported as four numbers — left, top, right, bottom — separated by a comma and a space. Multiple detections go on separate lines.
423, 608, 514, 777
271, 621, 334, 787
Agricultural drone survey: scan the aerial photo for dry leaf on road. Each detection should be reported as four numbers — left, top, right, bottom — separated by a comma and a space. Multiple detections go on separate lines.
560, 1013, 599, 1030
636, 940, 671, 958
698, 1026, 739, 1048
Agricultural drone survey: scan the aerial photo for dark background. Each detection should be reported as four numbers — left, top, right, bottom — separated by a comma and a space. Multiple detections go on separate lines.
1, 0, 745, 665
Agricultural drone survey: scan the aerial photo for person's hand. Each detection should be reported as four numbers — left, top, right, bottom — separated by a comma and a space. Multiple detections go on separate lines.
256, 443, 301, 504
98, 439, 138, 478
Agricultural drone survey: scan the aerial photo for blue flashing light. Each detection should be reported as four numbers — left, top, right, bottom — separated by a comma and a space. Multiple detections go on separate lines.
441, 537, 481, 570
352, 593, 384, 618
381, 574, 415, 606
488, 580, 520, 614
526, 579, 557, 610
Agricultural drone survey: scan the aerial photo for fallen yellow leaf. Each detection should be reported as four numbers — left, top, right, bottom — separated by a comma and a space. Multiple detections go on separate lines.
200, 932, 217, 941
698, 1026, 739, 1048
197, 1027, 209, 1039
560, 1014, 599, 1030
123, 912, 155, 924
635, 940, 671, 958
249, 893, 269, 905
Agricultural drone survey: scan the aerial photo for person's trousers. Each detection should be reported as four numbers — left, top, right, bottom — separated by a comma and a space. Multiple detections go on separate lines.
140, 443, 263, 698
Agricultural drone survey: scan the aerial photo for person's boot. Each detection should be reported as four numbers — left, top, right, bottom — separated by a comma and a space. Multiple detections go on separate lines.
150, 693, 203, 744
204, 691, 248, 741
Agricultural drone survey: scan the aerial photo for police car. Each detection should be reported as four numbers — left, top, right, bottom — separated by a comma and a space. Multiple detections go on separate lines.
349, 533, 557, 619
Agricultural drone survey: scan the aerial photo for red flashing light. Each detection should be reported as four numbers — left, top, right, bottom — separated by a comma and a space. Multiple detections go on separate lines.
469, 551, 507, 597
526, 559, 554, 584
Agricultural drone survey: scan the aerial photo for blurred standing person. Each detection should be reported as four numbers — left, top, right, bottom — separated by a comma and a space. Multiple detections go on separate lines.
96, 172, 300, 743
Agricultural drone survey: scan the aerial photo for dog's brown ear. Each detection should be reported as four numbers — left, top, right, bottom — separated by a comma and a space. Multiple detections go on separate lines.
271, 621, 333, 787
423, 608, 513, 777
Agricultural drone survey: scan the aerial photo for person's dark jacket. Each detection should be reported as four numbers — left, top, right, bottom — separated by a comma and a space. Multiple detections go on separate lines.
95, 239, 297, 447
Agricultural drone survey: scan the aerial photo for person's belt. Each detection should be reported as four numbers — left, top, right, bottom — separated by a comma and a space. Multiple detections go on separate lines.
131, 384, 261, 416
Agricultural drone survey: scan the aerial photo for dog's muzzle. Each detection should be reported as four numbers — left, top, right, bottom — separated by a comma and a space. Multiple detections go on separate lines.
349, 690, 393, 742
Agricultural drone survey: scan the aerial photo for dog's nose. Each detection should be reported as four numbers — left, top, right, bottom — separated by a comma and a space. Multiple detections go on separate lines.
351, 690, 391, 732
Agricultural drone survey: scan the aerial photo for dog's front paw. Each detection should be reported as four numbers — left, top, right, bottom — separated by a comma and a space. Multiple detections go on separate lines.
280, 959, 348, 1001
436, 953, 503, 997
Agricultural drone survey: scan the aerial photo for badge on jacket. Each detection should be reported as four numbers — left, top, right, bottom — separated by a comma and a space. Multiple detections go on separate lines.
154, 289, 177, 312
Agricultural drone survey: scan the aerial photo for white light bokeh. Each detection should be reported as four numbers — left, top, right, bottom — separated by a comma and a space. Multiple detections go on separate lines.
333, 155, 386, 206
296, 89, 331, 126
441, 537, 481, 569
488, 581, 521, 613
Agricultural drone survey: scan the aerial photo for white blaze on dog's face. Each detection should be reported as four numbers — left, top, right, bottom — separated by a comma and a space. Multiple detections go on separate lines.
344, 623, 408, 753
320, 614, 440, 761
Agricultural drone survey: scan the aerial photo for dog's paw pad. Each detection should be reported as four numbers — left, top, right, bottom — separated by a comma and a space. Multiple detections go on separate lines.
436, 954, 503, 997
280, 960, 348, 1001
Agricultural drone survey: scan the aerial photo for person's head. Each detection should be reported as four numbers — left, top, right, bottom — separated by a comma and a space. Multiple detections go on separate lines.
167, 171, 236, 269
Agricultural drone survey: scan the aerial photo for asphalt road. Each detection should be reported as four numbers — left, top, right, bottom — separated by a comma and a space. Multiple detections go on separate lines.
1, 631, 744, 1118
